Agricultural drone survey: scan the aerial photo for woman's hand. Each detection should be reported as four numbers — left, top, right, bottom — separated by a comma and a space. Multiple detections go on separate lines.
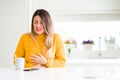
29, 52, 47, 65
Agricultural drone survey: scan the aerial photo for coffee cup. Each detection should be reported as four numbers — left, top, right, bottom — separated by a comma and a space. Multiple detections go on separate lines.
15, 58, 25, 70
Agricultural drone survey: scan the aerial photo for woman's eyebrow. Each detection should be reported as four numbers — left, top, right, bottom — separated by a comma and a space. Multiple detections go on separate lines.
33, 20, 38, 22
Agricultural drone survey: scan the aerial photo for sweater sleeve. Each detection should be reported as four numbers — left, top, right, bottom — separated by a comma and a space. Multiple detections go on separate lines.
14, 34, 25, 58
45, 33, 66, 67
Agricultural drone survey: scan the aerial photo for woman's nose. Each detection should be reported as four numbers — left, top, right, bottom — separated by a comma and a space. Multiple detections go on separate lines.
37, 23, 40, 27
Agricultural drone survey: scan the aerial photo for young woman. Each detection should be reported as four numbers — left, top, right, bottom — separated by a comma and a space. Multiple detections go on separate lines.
14, 9, 66, 68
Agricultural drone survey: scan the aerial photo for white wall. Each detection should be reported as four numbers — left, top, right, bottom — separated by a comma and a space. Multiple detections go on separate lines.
0, 0, 29, 68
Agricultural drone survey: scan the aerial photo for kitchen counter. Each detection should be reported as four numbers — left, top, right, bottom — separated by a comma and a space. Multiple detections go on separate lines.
66, 58, 120, 64
66, 49, 120, 59
66, 58, 120, 68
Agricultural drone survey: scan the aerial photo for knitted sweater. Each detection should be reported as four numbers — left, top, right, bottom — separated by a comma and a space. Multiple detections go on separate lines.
14, 33, 66, 68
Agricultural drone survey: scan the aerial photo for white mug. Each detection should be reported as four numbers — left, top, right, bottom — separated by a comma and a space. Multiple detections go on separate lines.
15, 58, 25, 70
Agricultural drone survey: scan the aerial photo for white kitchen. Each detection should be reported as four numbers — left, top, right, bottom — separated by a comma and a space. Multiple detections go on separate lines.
0, 0, 120, 80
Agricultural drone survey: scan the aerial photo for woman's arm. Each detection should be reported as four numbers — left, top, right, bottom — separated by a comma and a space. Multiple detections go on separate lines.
14, 34, 25, 58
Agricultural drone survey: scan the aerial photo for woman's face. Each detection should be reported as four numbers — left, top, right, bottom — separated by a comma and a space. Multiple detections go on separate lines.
33, 15, 45, 35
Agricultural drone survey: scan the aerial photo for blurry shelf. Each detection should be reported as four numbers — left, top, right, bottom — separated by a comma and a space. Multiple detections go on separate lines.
51, 10, 120, 15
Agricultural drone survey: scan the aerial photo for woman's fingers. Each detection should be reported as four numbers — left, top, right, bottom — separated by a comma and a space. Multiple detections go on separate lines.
30, 54, 38, 58
37, 52, 43, 57
30, 52, 43, 58
29, 57, 39, 64
29, 52, 47, 65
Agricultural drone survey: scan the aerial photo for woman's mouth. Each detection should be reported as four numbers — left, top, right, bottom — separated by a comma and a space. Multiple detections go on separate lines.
36, 28, 41, 31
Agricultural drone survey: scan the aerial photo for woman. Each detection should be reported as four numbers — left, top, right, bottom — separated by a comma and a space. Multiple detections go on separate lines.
14, 9, 66, 68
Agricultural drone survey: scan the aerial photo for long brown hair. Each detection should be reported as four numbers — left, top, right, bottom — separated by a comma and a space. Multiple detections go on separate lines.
31, 9, 54, 54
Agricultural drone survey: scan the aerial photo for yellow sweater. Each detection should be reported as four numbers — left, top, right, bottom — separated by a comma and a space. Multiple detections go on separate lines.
14, 33, 66, 68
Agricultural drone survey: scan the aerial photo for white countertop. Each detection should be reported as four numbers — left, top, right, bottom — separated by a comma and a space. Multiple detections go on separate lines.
0, 64, 120, 80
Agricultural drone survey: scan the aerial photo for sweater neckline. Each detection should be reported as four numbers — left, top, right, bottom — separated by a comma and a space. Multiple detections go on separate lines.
36, 33, 46, 39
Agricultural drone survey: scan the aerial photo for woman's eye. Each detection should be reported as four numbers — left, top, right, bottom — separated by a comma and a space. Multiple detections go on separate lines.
40, 22, 43, 24
34, 22, 38, 24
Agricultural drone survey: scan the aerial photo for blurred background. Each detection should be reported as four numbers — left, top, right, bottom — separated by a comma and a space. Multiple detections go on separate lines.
0, 0, 120, 67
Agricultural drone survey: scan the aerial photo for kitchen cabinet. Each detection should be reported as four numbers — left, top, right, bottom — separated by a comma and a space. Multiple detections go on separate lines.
66, 58, 120, 68
68, 50, 120, 59
66, 49, 120, 67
